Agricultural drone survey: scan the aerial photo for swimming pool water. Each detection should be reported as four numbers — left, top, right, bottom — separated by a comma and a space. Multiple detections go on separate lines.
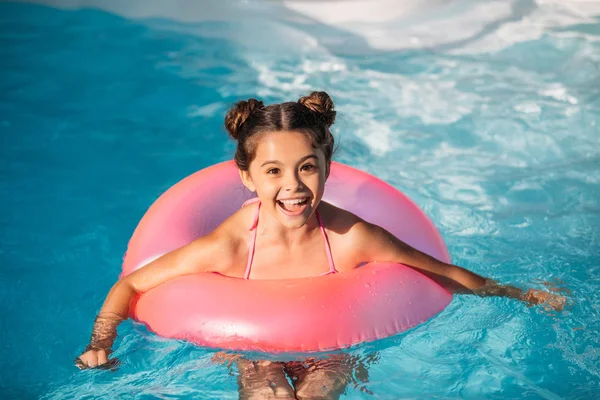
1, 1, 599, 398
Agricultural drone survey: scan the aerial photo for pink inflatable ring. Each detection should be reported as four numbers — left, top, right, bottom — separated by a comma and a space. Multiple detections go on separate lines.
122, 161, 452, 353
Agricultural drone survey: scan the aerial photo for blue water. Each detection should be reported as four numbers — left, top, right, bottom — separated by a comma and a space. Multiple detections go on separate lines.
1, 1, 599, 399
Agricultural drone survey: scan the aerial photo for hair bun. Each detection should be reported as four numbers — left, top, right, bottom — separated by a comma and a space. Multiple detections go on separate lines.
224, 98, 264, 140
298, 91, 336, 127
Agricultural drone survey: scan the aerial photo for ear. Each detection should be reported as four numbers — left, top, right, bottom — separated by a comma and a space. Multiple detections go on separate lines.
239, 169, 256, 192
325, 161, 331, 179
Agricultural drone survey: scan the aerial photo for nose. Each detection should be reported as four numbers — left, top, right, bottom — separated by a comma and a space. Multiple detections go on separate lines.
284, 171, 303, 192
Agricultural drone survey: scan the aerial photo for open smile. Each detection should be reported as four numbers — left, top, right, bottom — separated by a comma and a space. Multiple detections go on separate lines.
276, 197, 310, 216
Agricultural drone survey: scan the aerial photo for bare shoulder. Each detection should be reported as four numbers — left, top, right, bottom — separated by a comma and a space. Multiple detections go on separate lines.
124, 204, 255, 292
318, 201, 411, 270
199, 202, 255, 275
317, 201, 379, 253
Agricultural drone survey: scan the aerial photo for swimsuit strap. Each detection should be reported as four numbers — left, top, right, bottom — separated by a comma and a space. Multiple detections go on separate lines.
315, 210, 338, 275
243, 200, 261, 279
243, 199, 337, 280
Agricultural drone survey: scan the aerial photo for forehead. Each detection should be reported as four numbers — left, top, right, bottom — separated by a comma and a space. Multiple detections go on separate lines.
253, 131, 318, 160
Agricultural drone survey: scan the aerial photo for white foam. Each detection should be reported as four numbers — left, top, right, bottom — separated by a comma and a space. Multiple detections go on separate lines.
22, 0, 600, 54
187, 102, 224, 118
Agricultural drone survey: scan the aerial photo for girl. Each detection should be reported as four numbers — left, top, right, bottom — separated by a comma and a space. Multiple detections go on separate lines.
76, 91, 565, 399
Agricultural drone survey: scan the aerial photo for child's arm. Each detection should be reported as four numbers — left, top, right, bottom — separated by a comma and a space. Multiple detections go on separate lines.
355, 221, 566, 309
75, 231, 235, 369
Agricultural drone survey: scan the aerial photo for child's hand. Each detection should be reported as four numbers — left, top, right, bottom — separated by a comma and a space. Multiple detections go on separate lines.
74, 348, 119, 370
522, 289, 567, 311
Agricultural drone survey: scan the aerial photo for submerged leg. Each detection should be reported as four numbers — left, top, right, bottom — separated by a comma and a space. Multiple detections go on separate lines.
284, 356, 351, 400
284, 353, 376, 400
237, 359, 296, 400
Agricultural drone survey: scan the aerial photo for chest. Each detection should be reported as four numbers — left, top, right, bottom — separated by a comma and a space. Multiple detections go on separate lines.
223, 227, 360, 279
248, 234, 332, 279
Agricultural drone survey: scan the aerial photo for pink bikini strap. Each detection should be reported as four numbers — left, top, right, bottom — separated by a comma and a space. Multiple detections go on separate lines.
243, 199, 337, 279
316, 210, 337, 275
244, 200, 261, 279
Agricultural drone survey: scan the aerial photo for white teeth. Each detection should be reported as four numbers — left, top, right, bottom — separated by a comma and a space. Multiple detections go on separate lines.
279, 198, 307, 205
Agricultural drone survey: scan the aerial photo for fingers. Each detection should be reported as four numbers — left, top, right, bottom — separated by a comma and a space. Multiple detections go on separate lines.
523, 288, 568, 312
74, 349, 110, 370
78, 351, 97, 369
530, 278, 572, 308
97, 349, 108, 365
549, 295, 566, 311
538, 292, 566, 311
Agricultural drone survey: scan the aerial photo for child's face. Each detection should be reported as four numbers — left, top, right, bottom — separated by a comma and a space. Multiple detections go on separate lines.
241, 130, 328, 229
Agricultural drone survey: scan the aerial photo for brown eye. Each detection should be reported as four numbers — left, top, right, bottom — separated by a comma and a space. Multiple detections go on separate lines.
267, 168, 280, 175
301, 164, 315, 172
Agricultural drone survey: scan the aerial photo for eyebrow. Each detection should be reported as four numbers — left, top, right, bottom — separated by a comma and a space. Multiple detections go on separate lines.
260, 154, 319, 168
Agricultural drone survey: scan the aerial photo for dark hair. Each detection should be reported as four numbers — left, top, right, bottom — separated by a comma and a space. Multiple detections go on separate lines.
224, 91, 336, 171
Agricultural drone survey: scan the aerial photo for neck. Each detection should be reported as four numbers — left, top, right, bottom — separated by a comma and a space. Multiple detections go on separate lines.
257, 207, 321, 248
